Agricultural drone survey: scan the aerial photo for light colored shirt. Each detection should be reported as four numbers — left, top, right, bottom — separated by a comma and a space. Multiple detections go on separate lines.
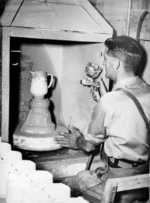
85, 76, 150, 162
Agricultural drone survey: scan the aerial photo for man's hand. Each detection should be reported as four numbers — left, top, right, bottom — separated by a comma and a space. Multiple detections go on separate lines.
99, 78, 108, 96
55, 128, 81, 149
90, 87, 100, 102
90, 78, 108, 102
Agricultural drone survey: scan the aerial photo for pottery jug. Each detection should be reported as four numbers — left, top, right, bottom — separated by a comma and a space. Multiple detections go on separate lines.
30, 71, 53, 97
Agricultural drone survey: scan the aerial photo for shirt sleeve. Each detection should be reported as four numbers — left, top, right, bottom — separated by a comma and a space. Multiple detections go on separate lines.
82, 96, 107, 145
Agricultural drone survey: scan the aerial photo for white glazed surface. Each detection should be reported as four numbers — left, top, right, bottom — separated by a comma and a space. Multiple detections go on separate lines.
42, 183, 71, 201
2, 151, 22, 162
0, 160, 10, 198
28, 170, 53, 185
0, 143, 12, 160
30, 76, 47, 96
10, 160, 36, 181
13, 134, 61, 151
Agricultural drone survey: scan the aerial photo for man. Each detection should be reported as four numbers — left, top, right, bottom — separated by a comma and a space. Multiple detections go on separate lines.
55, 36, 150, 203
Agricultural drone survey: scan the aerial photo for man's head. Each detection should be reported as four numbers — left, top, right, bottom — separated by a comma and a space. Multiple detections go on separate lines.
103, 36, 143, 81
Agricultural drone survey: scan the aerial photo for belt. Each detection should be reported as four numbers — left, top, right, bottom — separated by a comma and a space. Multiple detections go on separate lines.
108, 157, 146, 168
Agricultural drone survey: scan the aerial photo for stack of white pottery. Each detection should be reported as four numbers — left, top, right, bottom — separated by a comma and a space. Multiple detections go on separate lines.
6, 160, 36, 203
39, 182, 71, 203
0, 139, 89, 203
56, 197, 89, 203
22, 170, 54, 203
0, 142, 12, 198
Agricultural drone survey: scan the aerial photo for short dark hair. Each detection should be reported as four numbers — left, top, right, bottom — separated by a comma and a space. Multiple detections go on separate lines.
104, 36, 143, 75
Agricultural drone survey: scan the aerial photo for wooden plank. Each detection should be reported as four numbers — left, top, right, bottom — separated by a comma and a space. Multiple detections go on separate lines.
1, 0, 112, 36
130, 31, 150, 41
46, 0, 80, 4
12, 1, 102, 33
36, 157, 87, 179
82, 0, 113, 34
97, 8, 128, 20
8, 27, 112, 42
102, 174, 150, 203
130, 9, 150, 34
95, 6, 150, 39
129, 9, 150, 40
112, 174, 150, 191
0, 0, 23, 26
11, 0, 110, 34
94, 7, 129, 36
132, 0, 149, 10
105, 0, 128, 9
102, 181, 117, 203
26, 0, 81, 3
32, 154, 102, 180
21, 148, 101, 180
1, 27, 10, 142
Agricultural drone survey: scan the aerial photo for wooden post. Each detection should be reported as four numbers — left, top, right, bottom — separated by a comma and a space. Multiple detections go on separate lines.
1, 27, 10, 142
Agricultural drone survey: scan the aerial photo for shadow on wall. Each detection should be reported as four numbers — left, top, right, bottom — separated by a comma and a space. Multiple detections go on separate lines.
0, 0, 6, 17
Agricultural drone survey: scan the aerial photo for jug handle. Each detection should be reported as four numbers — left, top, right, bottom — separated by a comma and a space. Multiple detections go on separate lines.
47, 74, 54, 88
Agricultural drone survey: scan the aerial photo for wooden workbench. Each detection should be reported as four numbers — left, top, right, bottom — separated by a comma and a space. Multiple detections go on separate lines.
14, 147, 101, 181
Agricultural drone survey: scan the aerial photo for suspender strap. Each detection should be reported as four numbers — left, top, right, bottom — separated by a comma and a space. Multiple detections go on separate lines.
117, 88, 149, 130
96, 88, 149, 176
117, 88, 150, 172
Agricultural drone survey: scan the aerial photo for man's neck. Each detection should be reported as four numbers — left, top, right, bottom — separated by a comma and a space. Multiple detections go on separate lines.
112, 75, 139, 91
114, 72, 135, 85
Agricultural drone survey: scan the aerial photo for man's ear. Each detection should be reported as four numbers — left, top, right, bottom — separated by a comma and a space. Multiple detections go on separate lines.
113, 58, 120, 70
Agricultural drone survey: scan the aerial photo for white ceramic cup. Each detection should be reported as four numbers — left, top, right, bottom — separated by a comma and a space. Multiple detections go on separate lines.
28, 170, 53, 186
21, 170, 53, 203
10, 160, 36, 181
6, 160, 36, 202
21, 184, 49, 203
0, 160, 10, 197
57, 197, 89, 203
2, 150, 22, 163
24, 183, 71, 203
43, 183, 71, 201
0, 150, 22, 198
6, 176, 31, 203
0, 142, 12, 160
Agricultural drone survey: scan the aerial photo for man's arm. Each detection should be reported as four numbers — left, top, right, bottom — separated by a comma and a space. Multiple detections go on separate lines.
55, 129, 105, 153
76, 135, 96, 153
55, 130, 96, 153
55, 79, 108, 152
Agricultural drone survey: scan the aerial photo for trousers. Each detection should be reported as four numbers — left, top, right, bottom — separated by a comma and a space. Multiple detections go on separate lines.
62, 161, 149, 203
